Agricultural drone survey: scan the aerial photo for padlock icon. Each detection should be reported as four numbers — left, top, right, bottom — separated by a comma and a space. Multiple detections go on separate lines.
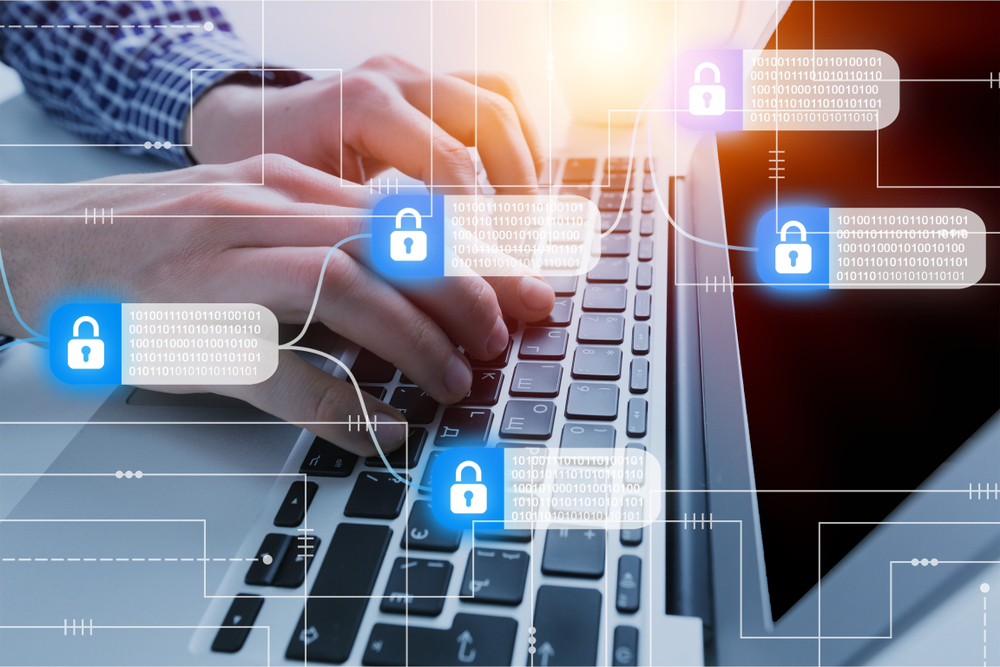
689, 62, 726, 116
67, 316, 105, 370
774, 221, 813, 274
389, 207, 428, 262
450, 460, 487, 514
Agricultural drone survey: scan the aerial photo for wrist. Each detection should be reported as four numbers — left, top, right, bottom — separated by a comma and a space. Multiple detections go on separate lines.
186, 84, 276, 165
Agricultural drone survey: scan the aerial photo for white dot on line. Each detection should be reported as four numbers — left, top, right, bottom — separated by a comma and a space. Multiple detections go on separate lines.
546, 53, 554, 61
135, 471, 143, 478
528, 637, 536, 645
930, 558, 938, 566
528, 647, 536, 655
203, 21, 214, 31
125, 471, 133, 478
983, 583, 991, 593
911, 558, 919, 566
154, 141, 162, 149
546, 73, 554, 82
163, 142, 171, 150
262, 554, 273, 565
115, 471, 123, 478
144, 141, 152, 149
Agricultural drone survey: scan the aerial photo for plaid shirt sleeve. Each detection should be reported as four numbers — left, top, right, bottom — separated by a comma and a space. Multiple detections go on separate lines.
0, 1, 309, 167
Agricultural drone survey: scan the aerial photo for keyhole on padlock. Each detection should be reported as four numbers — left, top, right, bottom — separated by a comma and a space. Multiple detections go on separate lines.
404, 237, 414, 254
81, 346, 92, 362
464, 490, 474, 507
703, 91, 713, 109
788, 250, 799, 267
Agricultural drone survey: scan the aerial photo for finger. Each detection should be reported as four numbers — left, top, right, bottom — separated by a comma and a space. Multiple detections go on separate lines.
448, 71, 546, 177
397, 74, 537, 195
224, 350, 407, 456
220, 246, 474, 404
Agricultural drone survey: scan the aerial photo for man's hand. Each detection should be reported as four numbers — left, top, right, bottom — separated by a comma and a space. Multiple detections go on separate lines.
187, 55, 546, 194
0, 156, 553, 455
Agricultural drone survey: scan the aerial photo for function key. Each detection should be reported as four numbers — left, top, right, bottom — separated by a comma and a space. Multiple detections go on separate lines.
544, 276, 578, 296
530, 585, 602, 666
582, 285, 627, 312
273, 481, 318, 528
612, 625, 640, 666
638, 238, 654, 261
577, 315, 625, 344
601, 212, 632, 233
245, 534, 291, 586
365, 427, 427, 469
626, 398, 647, 437
571, 346, 623, 380
588, 257, 629, 284
565, 382, 620, 421
560, 423, 615, 449
601, 235, 631, 257
400, 500, 463, 552
510, 362, 562, 398
629, 359, 649, 394
379, 557, 453, 617
616, 555, 642, 613
636, 265, 652, 291
435, 407, 494, 446
351, 348, 395, 384
499, 400, 556, 440
299, 437, 357, 478
639, 214, 655, 236
389, 386, 438, 424
541, 529, 605, 578
632, 324, 650, 355
457, 370, 504, 406
344, 472, 409, 519
620, 527, 643, 547
211, 594, 264, 653
562, 157, 597, 183
273, 535, 321, 589
460, 548, 530, 606
540, 297, 574, 327
634, 292, 651, 320
519, 328, 569, 360
467, 337, 512, 368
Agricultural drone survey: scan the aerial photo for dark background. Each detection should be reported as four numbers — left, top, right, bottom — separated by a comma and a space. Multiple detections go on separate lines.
718, 0, 1000, 620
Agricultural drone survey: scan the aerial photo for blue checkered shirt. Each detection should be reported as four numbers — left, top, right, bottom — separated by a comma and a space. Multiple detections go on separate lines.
0, 1, 307, 166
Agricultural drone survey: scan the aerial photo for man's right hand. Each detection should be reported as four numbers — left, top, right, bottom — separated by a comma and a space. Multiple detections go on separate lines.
0, 156, 554, 455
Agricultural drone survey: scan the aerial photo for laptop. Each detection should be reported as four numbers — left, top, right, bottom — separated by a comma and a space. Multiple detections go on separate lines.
2, 2, 998, 666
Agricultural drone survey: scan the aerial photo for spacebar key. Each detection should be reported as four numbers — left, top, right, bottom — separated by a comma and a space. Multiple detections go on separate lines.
286, 523, 392, 664
363, 613, 518, 666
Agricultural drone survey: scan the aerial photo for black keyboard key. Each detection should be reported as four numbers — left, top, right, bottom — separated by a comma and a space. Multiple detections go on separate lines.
600, 212, 632, 233
577, 315, 625, 344
435, 408, 493, 446
605, 157, 633, 174
467, 336, 512, 368
211, 594, 264, 653
510, 362, 562, 397
559, 184, 593, 199
499, 400, 556, 439
640, 192, 655, 213
602, 173, 632, 191
273, 481, 317, 528
519, 328, 568, 360
245, 534, 292, 586
562, 157, 596, 183
629, 359, 649, 394
582, 285, 627, 312
363, 613, 517, 666
460, 548, 529, 606
401, 500, 463, 552
273, 535, 321, 588
541, 529, 605, 578
626, 398, 647, 437
458, 370, 504, 406
634, 292, 651, 321
530, 585, 602, 666
636, 264, 652, 290
544, 276, 578, 296
286, 523, 392, 664
473, 525, 533, 542
389, 386, 439, 424
352, 348, 396, 383
397, 374, 416, 384
572, 346, 622, 380
587, 257, 629, 283
418, 451, 439, 495
344, 472, 409, 519
639, 214, 655, 236
361, 385, 387, 400
638, 238, 653, 261
566, 382, 619, 421
299, 437, 358, 478
366, 427, 427, 469
632, 323, 650, 355
598, 191, 632, 212
616, 555, 641, 613
380, 557, 452, 617
620, 527, 643, 547
642, 172, 654, 192
541, 297, 574, 326
612, 626, 639, 666
560, 423, 615, 448
601, 234, 631, 257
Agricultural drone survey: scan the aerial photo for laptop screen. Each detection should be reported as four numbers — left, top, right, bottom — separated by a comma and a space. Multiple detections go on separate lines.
717, 0, 1000, 621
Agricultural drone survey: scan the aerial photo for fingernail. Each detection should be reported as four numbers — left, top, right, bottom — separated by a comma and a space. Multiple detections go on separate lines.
373, 414, 406, 448
486, 315, 509, 358
519, 276, 554, 312
444, 352, 473, 395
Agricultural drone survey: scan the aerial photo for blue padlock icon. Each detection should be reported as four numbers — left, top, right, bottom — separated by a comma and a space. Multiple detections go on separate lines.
67, 316, 105, 369
389, 208, 428, 262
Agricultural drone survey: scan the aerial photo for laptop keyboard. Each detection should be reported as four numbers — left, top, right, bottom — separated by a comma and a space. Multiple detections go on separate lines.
209, 155, 662, 666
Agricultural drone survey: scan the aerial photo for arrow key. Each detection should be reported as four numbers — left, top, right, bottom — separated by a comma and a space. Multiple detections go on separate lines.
400, 500, 463, 552
363, 613, 517, 666
530, 585, 602, 666
211, 594, 263, 653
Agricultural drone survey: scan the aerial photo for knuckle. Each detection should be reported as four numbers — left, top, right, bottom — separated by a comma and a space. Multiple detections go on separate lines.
431, 133, 473, 172
487, 72, 519, 98
463, 279, 500, 327
344, 70, 390, 100
361, 53, 413, 73
480, 92, 519, 128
